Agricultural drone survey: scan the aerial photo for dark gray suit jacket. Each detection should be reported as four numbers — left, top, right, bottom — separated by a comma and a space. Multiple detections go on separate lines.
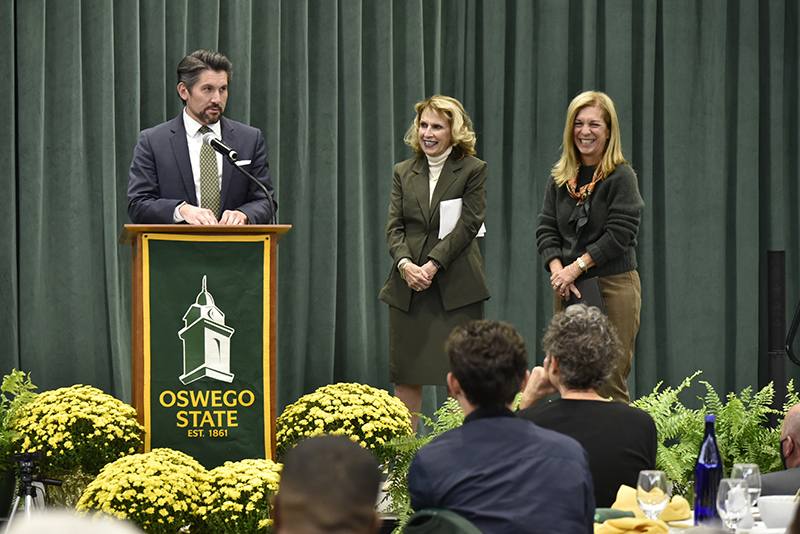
127, 114, 275, 224
761, 466, 800, 496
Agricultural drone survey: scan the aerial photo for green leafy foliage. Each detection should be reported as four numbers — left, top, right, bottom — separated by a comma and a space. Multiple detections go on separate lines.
632, 372, 792, 501
710, 381, 783, 479
631, 371, 703, 498
782, 380, 800, 413
0, 370, 37, 471
381, 398, 464, 532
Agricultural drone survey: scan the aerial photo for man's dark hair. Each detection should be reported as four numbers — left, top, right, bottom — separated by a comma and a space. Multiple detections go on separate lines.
177, 49, 233, 98
446, 319, 529, 409
274, 435, 381, 534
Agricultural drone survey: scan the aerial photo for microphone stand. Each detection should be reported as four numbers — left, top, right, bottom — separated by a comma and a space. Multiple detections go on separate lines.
223, 153, 277, 225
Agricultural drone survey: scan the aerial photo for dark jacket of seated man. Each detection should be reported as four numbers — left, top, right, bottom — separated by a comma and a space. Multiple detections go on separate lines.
407, 320, 595, 534
762, 403, 800, 496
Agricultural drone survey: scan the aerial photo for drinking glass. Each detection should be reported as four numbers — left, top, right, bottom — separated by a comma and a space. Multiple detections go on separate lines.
637, 470, 669, 520
717, 478, 749, 532
731, 463, 761, 507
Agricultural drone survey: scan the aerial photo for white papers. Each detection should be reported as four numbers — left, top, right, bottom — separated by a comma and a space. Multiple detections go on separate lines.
439, 198, 486, 239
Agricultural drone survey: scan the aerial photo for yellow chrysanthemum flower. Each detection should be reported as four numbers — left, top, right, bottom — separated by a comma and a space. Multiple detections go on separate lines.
13, 385, 144, 478
275, 382, 412, 464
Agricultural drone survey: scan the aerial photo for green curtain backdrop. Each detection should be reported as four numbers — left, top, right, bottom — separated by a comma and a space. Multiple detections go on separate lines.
3, 0, 799, 417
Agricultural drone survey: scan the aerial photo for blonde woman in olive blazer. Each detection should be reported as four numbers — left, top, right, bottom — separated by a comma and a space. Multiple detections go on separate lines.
379, 95, 490, 431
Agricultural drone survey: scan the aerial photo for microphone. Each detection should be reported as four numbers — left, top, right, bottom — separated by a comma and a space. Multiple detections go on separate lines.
202, 131, 238, 161
201, 131, 277, 223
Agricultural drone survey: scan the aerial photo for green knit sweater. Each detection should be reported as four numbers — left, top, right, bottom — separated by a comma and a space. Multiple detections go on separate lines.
536, 163, 644, 278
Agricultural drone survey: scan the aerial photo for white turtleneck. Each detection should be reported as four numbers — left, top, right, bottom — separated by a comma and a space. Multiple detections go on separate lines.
426, 146, 453, 204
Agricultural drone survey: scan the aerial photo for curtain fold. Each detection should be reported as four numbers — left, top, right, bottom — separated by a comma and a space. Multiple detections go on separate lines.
2, 0, 18, 369
3, 0, 799, 417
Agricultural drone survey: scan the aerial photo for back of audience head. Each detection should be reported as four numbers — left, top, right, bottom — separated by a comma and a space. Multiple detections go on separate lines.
781, 403, 800, 469
6, 510, 143, 534
273, 434, 382, 534
543, 304, 620, 391
446, 319, 529, 409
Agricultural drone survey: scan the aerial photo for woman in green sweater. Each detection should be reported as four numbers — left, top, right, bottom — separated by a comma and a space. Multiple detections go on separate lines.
536, 91, 644, 403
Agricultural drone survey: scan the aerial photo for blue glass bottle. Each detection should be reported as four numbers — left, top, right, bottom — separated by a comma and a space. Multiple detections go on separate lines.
694, 414, 723, 526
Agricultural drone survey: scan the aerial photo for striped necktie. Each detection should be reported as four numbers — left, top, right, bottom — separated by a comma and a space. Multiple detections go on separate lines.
198, 125, 220, 217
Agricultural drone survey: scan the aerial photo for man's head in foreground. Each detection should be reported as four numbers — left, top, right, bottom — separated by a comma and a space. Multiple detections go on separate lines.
273, 434, 382, 534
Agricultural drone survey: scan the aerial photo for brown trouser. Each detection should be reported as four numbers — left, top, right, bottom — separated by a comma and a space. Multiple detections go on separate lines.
554, 270, 641, 403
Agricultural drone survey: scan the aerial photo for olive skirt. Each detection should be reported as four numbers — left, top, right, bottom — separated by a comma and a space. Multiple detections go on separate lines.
389, 282, 484, 386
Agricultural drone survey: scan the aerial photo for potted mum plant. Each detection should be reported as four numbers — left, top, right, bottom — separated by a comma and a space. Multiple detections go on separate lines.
77, 447, 208, 533
13, 384, 144, 506
276, 382, 412, 464
196, 458, 282, 533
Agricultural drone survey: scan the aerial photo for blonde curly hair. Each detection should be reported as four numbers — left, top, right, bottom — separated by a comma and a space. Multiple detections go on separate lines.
403, 94, 477, 159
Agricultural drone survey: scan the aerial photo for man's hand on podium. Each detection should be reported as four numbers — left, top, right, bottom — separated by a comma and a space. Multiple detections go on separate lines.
219, 210, 248, 225
179, 204, 218, 225
179, 204, 249, 225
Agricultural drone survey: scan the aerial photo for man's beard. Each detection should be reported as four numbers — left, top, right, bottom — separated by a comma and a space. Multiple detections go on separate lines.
201, 106, 223, 124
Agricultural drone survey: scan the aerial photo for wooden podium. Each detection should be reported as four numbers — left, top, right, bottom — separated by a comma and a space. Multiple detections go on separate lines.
120, 224, 290, 467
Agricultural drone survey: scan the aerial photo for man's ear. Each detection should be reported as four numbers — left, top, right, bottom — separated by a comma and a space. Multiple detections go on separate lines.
177, 82, 189, 100
784, 436, 795, 458
549, 355, 560, 375
446, 372, 461, 397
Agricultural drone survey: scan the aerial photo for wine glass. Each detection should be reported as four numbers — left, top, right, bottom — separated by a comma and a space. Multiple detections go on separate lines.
717, 478, 749, 532
637, 470, 669, 520
731, 463, 761, 508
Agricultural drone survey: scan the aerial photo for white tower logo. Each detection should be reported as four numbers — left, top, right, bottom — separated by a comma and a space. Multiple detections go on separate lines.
177, 276, 235, 384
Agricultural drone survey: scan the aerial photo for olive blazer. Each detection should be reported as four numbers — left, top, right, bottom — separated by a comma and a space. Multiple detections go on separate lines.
379, 152, 490, 312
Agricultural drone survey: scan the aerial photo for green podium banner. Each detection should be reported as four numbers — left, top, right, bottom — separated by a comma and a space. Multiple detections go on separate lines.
141, 233, 272, 468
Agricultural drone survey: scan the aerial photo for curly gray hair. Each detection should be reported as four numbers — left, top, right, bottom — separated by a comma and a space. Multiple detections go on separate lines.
542, 304, 621, 391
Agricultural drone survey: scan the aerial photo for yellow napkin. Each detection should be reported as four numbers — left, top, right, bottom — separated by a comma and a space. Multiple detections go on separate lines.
656, 494, 691, 523
594, 485, 692, 533
594, 517, 668, 534
610, 485, 691, 522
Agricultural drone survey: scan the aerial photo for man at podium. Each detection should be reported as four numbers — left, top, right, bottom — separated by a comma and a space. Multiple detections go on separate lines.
127, 49, 275, 225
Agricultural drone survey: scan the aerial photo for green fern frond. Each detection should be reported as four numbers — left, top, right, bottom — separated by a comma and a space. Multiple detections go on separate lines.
783, 380, 800, 413
700, 381, 724, 416
751, 383, 774, 409
631, 371, 702, 444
